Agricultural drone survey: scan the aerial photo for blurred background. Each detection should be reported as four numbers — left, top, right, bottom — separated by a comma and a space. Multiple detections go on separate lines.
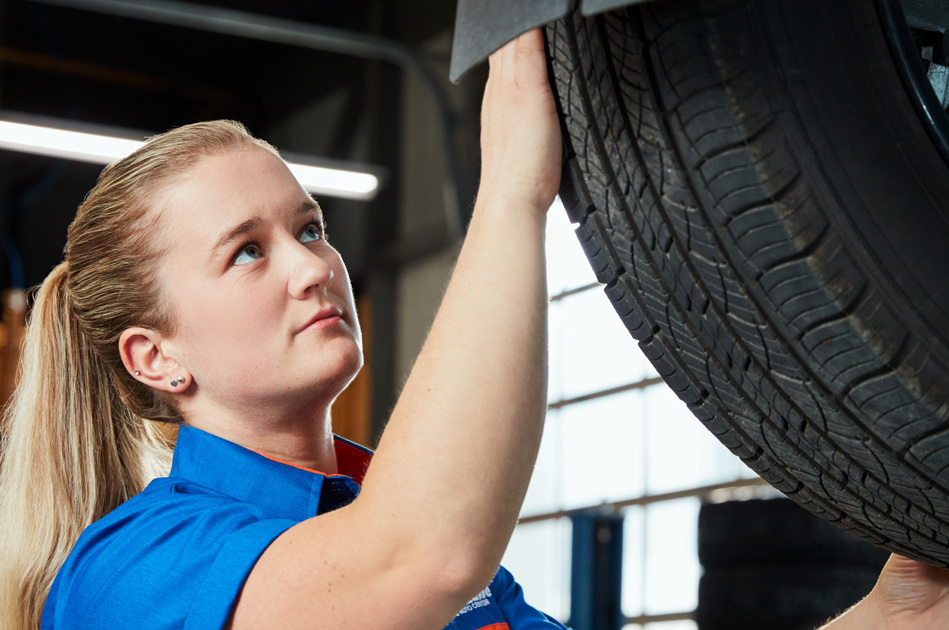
0, 1, 888, 628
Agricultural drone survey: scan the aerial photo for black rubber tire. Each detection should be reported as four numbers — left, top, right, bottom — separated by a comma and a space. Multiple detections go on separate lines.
698, 498, 889, 570
696, 566, 880, 630
546, 0, 949, 566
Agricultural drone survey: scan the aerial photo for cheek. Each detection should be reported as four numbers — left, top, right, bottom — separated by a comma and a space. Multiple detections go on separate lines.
176, 283, 281, 361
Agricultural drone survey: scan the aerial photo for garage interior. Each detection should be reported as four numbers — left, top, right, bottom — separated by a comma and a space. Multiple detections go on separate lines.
0, 1, 893, 628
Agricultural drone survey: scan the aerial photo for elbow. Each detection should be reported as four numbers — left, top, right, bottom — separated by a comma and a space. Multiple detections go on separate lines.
409, 515, 513, 604
376, 553, 497, 628
422, 544, 501, 607
356, 501, 506, 611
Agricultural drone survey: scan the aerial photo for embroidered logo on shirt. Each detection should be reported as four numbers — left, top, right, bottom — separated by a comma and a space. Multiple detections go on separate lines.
455, 585, 493, 616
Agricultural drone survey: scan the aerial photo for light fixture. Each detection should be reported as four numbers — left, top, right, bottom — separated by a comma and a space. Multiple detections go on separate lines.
0, 118, 381, 201
284, 162, 380, 201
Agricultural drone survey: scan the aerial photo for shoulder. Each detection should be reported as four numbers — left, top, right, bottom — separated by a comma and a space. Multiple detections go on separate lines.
42, 477, 297, 630
74, 476, 277, 556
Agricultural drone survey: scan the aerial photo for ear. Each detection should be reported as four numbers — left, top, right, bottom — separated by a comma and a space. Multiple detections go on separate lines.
119, 327, 191, 393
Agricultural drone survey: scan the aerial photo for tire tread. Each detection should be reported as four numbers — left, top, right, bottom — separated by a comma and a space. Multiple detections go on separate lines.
546, 0, 949, 565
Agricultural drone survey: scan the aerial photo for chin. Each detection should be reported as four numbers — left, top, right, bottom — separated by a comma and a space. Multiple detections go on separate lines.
320, 341, 364, 396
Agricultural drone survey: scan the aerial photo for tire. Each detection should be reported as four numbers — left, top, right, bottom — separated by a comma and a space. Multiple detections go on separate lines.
696, 566, 880, 630
546, 0, 949, 566
698, 499, 890, 570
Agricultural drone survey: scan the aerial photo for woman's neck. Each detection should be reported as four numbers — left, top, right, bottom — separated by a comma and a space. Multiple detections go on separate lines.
182, 401, 338, 474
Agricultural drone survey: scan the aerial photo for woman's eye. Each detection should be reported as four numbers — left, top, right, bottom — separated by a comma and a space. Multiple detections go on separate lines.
299, 222, 323, 244
233, 243, 262, 266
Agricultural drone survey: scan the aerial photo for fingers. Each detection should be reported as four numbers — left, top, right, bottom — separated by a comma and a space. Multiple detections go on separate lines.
479, 27, 562, 213
515, 27, 545, 56
515, 29, 549, 88
488, 28, 549, 88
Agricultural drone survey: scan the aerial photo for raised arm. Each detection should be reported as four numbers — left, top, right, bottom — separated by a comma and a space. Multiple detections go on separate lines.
230, 29, 561, 630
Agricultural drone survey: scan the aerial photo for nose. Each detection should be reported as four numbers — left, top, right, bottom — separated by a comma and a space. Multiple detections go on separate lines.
287, 242, 334, 299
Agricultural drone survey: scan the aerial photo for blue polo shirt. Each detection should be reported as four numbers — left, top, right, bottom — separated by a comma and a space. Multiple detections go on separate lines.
42, 425, 568, 630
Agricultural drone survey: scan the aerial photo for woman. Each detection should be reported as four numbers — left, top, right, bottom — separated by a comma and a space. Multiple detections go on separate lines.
0, 28, 946, 630
0, 28, 558, 630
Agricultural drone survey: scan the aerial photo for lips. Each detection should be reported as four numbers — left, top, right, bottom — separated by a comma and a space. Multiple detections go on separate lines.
296, 306, 344, 335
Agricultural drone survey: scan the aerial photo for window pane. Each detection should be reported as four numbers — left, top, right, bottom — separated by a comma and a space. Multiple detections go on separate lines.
643, 385, 748, 494
644, 498, 700, 615
521, 409, 563, 517
501, 518, 572, 623
558, 392, 645, 509
622, 506, 645, 617
555, 290, 653, 400
546, 197, 597, 295
548, 299, 565, 404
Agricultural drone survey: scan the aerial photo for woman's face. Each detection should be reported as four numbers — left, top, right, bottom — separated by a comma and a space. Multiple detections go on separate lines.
156, 145, 363, 419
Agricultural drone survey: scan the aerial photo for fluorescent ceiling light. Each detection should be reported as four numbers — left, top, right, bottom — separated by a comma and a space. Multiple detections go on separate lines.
0, 120, 142, 165
0, 119, 380, 201
285, 162, 379, 201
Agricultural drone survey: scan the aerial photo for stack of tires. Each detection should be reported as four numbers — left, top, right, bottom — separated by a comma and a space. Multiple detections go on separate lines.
696, 498, 888, 630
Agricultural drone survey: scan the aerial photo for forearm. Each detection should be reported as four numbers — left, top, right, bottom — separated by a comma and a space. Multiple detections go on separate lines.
350, 26, 558, 603
360, 192, 549, 583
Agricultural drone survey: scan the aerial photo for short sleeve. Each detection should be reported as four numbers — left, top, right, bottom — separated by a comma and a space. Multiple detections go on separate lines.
42, 488, 298, 630
183, 519, 296, 629
492, 566, 571, 629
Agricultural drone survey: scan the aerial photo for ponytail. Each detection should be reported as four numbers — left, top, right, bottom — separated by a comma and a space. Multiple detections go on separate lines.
0, 262, 172, 629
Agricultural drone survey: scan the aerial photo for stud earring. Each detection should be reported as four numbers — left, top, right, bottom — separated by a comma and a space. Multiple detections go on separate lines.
134, 371, 140, 376
170, 379, 179, 387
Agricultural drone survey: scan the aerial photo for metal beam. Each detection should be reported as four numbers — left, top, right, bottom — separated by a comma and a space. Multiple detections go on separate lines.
517, 477, 772, 525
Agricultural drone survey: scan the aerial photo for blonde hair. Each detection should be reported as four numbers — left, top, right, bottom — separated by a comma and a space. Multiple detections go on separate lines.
0, 120, 278, 629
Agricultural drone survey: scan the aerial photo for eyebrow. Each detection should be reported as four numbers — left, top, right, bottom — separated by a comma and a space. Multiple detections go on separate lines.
208, 199, 322, 264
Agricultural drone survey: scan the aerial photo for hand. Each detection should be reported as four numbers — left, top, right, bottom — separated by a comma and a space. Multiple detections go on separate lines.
821, 554, 949, 629
479, 29, 562, 213
870, 554, 949, 626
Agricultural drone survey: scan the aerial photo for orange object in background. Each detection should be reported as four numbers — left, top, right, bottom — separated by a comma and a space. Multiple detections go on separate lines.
0, 289, 27, 410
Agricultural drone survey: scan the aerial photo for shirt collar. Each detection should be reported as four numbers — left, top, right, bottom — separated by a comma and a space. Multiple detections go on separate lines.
169, 424, 373, 521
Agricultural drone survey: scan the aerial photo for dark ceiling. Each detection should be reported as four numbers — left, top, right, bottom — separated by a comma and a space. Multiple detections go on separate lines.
0, 0, 465, 289
0, 0, 457, 136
